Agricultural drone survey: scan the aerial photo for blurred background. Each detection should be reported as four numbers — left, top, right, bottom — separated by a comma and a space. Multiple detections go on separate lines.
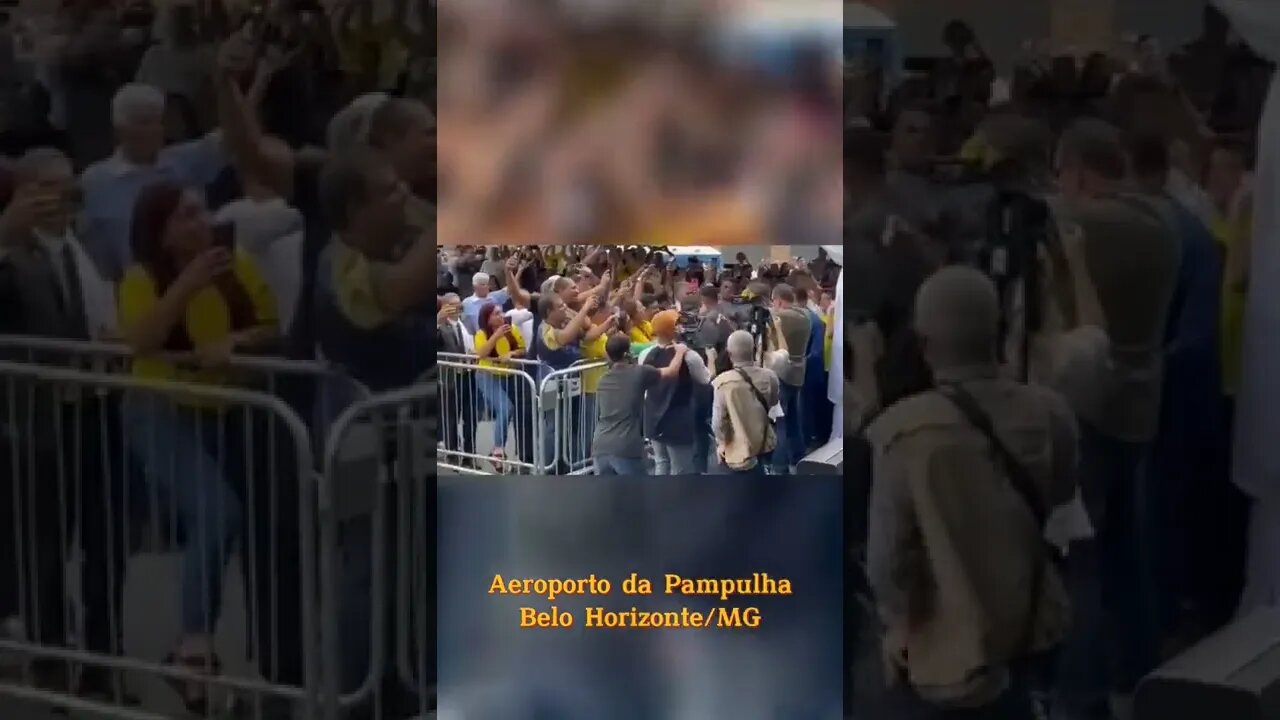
436, 0, 843, 248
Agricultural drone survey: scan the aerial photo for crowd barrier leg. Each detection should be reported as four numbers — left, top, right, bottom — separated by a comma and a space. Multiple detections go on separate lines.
0, 362, 320, 720
322, 384, 435, 719
539, 363, 609, 476
438, 359, 539, 475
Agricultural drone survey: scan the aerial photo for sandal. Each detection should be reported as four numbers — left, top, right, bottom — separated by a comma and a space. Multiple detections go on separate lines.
162, 649, 221, 715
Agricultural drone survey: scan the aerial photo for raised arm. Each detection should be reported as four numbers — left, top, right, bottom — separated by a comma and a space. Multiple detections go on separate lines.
552, 295, 598, 347
215, 37, 295, 199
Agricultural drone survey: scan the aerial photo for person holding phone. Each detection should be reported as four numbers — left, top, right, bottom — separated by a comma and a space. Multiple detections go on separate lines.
0, 147, 129, 700
117, 180, 280, 713
474, 302, 527, 467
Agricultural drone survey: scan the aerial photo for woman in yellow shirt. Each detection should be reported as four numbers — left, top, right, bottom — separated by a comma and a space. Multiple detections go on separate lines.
117, 183, 279, 712
474, 303, 527, 464
620, 299, 652, 344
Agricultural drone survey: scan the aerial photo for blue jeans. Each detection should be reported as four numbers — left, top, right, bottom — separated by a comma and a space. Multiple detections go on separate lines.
802, 361, 830, 447
568, 394, 594, 469
1054, 424, 1156, 716
594, 454, 647, 475
651, 441, 698, 475
124, 396, 243, 635
772, 383, 805, 473
476, 372, 513, 451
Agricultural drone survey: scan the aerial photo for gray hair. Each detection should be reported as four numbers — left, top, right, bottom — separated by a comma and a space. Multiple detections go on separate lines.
472, 272, 492, 290
326, 93, 391, 154
112, 83, 165, 127
441, 292, 461, 303
727, 330, 756, 365
541, 275, 562, 296
913, 266, 1000, 363
368, 98, 433, 150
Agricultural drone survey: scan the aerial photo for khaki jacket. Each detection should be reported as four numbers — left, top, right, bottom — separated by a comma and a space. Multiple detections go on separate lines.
866, 365, 1078, 706
711, 364, 779, 470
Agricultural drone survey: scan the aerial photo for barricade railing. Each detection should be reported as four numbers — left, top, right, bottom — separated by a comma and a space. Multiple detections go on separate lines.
540, 360, 609, 475
320, 384, 435, 720
438, 352, 542, 475
0, 361, 321, 719
0, 335, 373, 458
437, 353, 610, 475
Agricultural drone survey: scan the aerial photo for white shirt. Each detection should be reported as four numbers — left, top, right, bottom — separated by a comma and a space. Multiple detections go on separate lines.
828, 269, 844, 442
504, 308, 534, 351
213, 198, 303, 332
445, 318, 476, 354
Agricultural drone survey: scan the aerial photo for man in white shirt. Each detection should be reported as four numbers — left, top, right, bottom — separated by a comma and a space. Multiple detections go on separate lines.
461, 271, 510, 334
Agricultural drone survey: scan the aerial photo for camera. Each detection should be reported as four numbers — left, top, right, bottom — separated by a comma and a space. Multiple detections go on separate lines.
726, 299, 770, 341
675, 310, 703, 347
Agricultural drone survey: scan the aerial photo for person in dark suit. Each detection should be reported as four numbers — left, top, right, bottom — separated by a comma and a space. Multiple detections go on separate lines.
436, 292, 478, 466
0, 147, 133, 700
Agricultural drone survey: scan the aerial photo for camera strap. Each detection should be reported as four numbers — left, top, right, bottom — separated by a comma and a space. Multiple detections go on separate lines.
734, 368, 774, 422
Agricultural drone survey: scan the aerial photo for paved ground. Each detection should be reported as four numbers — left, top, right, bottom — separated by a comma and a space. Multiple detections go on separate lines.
0, 426, 427, 720
0, 552, 256, 719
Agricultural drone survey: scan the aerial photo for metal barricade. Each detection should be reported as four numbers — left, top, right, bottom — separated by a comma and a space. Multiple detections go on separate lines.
437, 352, 541, 475
0, 361, 321, 719
539, 360, 609, 475
0, 335, 373, 458
320, 384, 435, 720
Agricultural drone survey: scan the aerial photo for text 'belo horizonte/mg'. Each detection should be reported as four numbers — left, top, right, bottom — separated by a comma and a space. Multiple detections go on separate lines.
487, 572, 792, 601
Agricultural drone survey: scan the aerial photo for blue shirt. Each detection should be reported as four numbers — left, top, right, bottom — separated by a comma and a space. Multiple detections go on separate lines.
1161, 195, 1223, 429
78, 134, 227, 281
460, 289, 510, 335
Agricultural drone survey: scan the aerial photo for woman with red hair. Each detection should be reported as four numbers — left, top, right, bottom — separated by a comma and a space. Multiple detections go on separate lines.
117, 180, 279, 712
474, 301, 526, 467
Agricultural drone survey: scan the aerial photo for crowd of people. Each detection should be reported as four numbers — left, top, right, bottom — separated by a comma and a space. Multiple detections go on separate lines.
848, 7, 1272, 720
435, 0, 843, 250
0, 0, 435, 717
436, 244, 841, 476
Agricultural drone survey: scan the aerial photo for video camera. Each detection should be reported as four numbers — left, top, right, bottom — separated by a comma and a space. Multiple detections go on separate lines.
726, 298, 771, 342
980, 187, 1052, 380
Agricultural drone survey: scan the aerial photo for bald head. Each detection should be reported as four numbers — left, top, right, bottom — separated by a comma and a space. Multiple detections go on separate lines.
727, 330, 756, 365
914, 266, 1000, 367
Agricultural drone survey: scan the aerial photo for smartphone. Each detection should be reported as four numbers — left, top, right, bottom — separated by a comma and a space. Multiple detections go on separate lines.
212, 222, 236, 251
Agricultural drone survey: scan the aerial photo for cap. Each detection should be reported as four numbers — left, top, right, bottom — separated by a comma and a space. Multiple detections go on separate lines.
651, 310, 680, 337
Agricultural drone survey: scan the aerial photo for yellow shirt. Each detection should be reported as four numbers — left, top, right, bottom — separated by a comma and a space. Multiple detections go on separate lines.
629, 325, 652, 345
822, 311, 833, 370
475, 326, 526, 372
119, 253, 278, 394
544, 250, 566, 275
581, 332, 607, 393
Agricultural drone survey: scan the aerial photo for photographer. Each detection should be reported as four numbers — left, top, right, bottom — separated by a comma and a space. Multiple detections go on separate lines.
711, 330, 780, 476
